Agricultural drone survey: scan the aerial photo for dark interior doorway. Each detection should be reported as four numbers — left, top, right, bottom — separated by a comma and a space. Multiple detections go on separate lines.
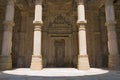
54, 39, 65, 67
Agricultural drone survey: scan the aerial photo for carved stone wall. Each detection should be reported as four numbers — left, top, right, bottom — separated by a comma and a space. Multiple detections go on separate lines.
0, 10, 4, 55
0, 1, 6, 55
86, 7, 108, 68
12, 7, 34, 68
42, 1, 78, 67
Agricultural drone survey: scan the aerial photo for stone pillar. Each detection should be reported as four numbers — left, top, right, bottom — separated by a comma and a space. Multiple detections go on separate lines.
30, 0, 43, 70
0, 0, 15, 70
77, 0, 90, 70
105, 0, 120, 70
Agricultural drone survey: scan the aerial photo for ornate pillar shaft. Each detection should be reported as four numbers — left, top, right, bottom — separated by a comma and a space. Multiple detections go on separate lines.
34, 0, 43, 21
2, 0, 15, 56
77, 0, 90, 70
77, 0, 85, 22
0, 0, 15, 70
30, 0, 43, 70
105, 0, 120, 70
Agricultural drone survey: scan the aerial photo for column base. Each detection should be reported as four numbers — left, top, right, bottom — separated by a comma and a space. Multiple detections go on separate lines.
77, 55, 90, 70
108, 54, 120, 70
30, 55, 43, 70
0, 55, 12, 70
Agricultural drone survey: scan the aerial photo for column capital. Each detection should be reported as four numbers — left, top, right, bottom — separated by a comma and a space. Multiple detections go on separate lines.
35, 0, 43, 5
7, 0, 16, 5
105, 0, 114, 6
77, 0, 84, 5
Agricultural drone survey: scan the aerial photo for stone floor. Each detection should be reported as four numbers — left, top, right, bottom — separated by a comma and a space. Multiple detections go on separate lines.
0, 68, 120, 80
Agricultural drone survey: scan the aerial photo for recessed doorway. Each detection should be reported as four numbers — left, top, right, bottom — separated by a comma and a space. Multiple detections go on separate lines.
54, 39, 65, 67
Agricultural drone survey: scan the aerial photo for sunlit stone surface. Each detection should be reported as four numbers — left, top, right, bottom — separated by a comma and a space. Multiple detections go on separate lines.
0, 68, 120, 80
0, 0, 120, 70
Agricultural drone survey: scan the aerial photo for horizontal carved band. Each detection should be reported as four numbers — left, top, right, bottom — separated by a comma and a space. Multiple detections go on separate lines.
4, 26, 13, 31
33, 20, 43, 26
77, 20, 87, 25
32, 55, 42, 58
78, 25, 86, 31
105, 21, 117, 26
78, 54, 88, 57
34, 25, 42, 31
3, 20, 15, 26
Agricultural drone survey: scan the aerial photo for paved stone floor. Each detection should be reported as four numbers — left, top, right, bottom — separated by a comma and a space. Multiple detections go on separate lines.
0, 68, 120, 80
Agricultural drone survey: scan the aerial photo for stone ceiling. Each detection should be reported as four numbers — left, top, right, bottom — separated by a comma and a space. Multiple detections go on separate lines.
0, 0, 120, 13
15, 0, 105, 11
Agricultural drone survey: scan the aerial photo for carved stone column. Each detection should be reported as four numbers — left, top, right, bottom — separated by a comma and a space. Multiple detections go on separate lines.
30, 0, 43, 70
77, 0, 90, 70
105, 0, 120, 70
0, 0, 15, 70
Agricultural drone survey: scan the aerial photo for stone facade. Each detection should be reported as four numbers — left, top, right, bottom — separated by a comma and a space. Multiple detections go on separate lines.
0, 0, 120, 70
